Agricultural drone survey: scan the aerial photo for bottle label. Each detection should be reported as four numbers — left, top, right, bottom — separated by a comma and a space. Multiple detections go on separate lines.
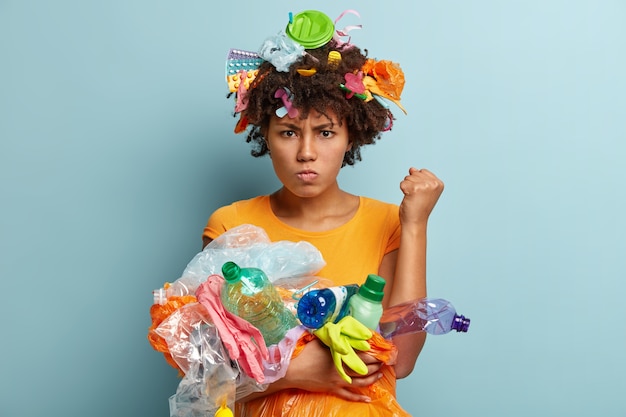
327, 286, 350, 323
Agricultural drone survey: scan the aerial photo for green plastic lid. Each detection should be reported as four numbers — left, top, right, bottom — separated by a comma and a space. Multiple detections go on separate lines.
358, 274, 386, 302
285, 10, 335, 49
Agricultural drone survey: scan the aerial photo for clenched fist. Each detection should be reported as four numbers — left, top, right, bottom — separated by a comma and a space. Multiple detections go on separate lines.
399, 168, 444, 228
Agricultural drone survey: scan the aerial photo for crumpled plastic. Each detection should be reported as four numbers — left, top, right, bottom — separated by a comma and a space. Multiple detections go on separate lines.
313, 316, 373, 383
258, 31, 305, 72
149, 225, 327, 416
148, 295, 198, 375
262, 325, 306, 384
166, 224, 325, 298
361, 59, 407, 114
155, 302, 238, 417
196, 274, 269, 383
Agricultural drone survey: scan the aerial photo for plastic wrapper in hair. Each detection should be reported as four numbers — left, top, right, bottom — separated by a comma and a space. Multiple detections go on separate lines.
258, 31, 305, 72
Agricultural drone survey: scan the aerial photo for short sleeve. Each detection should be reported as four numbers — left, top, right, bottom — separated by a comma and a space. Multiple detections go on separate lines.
202, 205, 233, 241
384, 205, 401, 255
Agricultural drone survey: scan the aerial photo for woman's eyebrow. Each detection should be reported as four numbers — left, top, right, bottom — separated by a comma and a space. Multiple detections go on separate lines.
312, 122, 335, 130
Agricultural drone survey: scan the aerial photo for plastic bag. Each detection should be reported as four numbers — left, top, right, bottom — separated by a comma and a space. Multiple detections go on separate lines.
236, 332, 411, 417
149, 225, 329, 416
168, 224, 326, 298
148, 295, 198, 374
155, 302, 238, 416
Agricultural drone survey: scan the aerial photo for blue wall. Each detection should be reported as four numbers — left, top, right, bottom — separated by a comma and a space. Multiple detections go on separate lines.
1, 1, 625, 416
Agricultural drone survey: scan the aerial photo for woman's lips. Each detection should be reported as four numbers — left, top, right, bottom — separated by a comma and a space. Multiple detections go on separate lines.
297, 170, 318, 181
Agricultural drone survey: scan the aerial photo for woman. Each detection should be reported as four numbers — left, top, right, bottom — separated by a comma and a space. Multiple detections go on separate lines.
204, 10, 444, 415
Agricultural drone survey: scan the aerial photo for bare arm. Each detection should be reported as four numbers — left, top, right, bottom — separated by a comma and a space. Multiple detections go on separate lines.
379, 167, 444, 378
239, 338, 382, 403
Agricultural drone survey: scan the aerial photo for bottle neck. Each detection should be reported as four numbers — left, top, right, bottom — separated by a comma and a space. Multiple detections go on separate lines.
451, 314, 471, 332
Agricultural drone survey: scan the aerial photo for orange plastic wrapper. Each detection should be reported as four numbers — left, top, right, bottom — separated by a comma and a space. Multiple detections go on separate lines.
236, 332, 411, 417
147, 294, 198, 376
361, 59, 407, 114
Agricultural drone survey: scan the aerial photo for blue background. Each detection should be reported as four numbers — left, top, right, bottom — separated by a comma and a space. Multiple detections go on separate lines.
1, 1, 625, 416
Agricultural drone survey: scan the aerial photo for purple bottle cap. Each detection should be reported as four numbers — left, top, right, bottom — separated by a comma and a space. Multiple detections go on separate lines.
451, 314, 470, 332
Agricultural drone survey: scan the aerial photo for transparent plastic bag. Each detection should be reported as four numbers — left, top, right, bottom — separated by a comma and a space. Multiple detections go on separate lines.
233, 326, 306, 399
150, 225, 330, 415
155, 302, 239, 416
164, 224, 326, 299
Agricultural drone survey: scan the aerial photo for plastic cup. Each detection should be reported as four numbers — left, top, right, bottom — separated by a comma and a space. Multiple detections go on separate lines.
285, 10, 335, 49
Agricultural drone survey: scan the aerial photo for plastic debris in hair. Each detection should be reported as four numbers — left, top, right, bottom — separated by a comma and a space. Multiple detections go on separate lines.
274, 87, 299, 118
258, 31, 305, 72
332, 9, 362, 48
226, 49, 263, 92
342, 71, 366, 99
327, 50, 342, 70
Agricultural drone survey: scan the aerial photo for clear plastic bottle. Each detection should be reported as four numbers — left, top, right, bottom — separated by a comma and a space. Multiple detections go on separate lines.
152, 280, 193, 305
378, 298, 470, 338
348, 274, 386, 330
296, 284, 359, 329
220, 261, 299, 346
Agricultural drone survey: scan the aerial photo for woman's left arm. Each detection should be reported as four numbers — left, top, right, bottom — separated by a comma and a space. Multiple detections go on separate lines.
378, 167, 444, 378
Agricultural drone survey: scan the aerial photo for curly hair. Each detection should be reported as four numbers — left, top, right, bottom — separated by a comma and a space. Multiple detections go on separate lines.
239, 40, 394, 166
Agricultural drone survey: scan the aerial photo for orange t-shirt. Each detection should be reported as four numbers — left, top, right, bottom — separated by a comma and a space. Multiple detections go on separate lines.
203, 195, 401, 285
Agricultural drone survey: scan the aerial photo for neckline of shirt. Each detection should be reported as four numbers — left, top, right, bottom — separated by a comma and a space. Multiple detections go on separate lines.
262, 194, 364, 237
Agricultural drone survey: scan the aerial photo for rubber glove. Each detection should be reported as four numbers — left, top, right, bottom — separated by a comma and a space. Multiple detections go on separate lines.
313, 316, 373, 383
196, 275, 269, 383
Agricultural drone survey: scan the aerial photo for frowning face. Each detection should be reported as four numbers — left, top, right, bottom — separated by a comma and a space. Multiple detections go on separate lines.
265, 109, 351, 199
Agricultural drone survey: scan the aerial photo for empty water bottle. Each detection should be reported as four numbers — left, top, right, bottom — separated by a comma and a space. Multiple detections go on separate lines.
379, 298, 470, 339
220, 261, 299, 346
296, 284, 359, 329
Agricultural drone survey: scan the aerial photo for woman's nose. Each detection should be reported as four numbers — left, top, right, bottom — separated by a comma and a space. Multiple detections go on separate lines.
297, 136, 317, 161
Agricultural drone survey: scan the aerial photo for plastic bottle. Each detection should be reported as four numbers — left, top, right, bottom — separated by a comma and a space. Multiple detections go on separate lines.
378, 298, 470, 339
348, 274, 386, 330
296, 284, 359, 329
152, 280, 193, 305
220, 261, 299, 346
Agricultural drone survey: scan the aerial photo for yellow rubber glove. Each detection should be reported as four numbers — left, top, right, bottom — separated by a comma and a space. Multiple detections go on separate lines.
313, 316, 373, 383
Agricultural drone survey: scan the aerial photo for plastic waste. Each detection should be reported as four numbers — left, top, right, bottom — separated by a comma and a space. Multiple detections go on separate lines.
153, 224, 326, 304
196, 275, 269, 383
348, 274, 386, 330
296, 284, 359, 329
285, 10, 335, 48
220, 261, 299, 346
379, 297, 470, 339
214, 403, 234, 417
148, 294, 198, 374
155, 303, 238, 417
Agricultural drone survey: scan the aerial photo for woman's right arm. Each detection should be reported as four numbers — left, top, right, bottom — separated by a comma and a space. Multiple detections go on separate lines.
239, 338, 381, 403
